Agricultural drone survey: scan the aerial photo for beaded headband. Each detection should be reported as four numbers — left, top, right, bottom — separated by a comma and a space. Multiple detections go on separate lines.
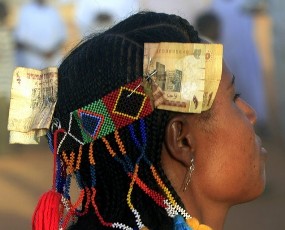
49, 78, 153, 153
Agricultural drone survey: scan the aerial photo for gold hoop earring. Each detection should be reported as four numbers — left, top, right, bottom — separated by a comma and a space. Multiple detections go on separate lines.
183, 158, 195, 192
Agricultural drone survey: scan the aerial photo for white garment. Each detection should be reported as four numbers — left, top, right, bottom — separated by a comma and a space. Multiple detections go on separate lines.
0, 26, 14, 98
211, 0, 268, 123
74, 0, 139, 36
243, 0, 285, 138
140, 0, 212, 24
14, 2, 67, 69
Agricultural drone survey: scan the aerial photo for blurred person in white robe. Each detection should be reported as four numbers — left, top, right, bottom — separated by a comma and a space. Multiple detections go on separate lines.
74, 0, 139, 37
14, 0, 67, 69
211, 0, 268, 131
0, 1, 15, 153
243, 0, 285, 143
0, 1, 14, 99
140, 0, 212, 24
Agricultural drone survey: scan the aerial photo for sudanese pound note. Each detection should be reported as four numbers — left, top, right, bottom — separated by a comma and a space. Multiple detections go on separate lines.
8, 67, 58, 144
143, 42, 223, 113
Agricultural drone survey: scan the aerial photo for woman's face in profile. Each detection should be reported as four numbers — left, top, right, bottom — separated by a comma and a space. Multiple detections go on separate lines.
192, 62, 267, 205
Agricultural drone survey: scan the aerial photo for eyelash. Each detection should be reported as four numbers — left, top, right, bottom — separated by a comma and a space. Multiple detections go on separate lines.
233, 93, 241, 102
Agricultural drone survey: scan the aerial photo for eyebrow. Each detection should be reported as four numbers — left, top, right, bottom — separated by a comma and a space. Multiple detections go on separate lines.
231, 75, 235, 85
227, 75, 235, 90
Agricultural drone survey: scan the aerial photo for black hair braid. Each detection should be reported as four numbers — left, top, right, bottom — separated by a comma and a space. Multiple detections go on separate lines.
95, 139, 134, 225
152, 111, 186, 210
70, 137, 135, 229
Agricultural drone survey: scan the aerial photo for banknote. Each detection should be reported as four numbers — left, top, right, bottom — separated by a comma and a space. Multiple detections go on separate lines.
143, 42, 223, 113
8, 67, 58, 144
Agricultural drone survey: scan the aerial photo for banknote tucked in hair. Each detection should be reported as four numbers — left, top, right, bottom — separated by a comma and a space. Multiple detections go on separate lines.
143, 42, 223, 113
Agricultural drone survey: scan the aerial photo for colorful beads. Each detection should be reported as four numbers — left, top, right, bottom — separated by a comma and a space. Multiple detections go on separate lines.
112, 222, 132, 230
140, 227, 149, 230
75, 145, 83, 171
186, 217, 213, 230
90, 187, 113, 228
88, 142, 95, 165
75, 187, 91, 216
114, 130, 126, 155
150, 165, 177, 208
62, 151, 75, 174
126, 165, 138, 210
127, 172, 166, 208
55, 97, 204, 230
58, 78, 153, 152
187, 217, 199, 229
174, 215, 192, 230
102, 137, 116, 157
126, 165, 145, 229
74, 99, 116, 143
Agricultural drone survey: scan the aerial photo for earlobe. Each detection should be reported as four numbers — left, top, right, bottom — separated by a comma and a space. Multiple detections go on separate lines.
164, 115, 195, 167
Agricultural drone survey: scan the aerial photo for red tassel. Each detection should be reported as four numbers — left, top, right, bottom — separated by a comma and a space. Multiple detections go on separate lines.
32, 129, 66, 230
32, 190, 61, 230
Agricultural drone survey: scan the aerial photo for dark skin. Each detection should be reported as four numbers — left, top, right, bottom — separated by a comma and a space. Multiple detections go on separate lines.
161, 62, 267, 230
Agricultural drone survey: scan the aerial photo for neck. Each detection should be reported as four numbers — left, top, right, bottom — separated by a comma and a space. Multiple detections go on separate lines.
179, 187, 230, 230
160, 146, 231, 230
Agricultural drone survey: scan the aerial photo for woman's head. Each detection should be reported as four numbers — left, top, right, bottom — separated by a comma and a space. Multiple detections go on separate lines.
49, 11, 266, 230
161, 62, 266, 218
51, 11, 201, 229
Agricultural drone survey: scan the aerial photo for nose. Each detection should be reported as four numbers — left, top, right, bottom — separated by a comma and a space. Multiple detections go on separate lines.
238, 98, 257, 125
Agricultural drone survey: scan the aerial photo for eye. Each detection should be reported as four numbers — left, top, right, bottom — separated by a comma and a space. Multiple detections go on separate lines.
233, 93, 241, 102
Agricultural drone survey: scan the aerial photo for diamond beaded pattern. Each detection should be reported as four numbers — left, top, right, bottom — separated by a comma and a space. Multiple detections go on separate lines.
57, 78, 153, 152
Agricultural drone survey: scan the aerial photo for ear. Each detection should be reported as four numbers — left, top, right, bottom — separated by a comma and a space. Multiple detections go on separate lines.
164, 114, 195, 167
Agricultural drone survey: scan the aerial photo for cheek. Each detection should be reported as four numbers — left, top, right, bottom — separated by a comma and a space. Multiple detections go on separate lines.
195, 116, 265, 203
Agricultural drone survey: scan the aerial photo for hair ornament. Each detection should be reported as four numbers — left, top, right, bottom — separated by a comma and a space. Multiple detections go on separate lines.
143, 42, 223, 113
8, 67, 58, 144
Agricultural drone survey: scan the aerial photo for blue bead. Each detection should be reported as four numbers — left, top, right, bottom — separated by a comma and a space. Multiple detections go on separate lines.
75, 171, 83, 189
173, 215, 192, 230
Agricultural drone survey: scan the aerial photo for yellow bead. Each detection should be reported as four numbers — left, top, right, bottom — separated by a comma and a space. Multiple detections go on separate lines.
140, 227, 149, 230
197, 224, 213, 230
187, 217, 200, 229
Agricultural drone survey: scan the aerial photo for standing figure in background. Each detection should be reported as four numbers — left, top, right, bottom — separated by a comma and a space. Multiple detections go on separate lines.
14, 0, 67, 69
74, 0, 139, 37
195, 11, 221, 42
0, 1, 14, 99
243, 0, 285, 144
210, 0, 268, 132
0, 1, 15, 153
140, 0, 212, 24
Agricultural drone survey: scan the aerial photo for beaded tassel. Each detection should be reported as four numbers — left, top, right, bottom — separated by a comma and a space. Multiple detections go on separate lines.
61, 149, 87, 229
103, 132, 147, 230
103, 134, 166, 209
87, 142, 133, 230
126, 165, 145, 229
73, 146, 91, 217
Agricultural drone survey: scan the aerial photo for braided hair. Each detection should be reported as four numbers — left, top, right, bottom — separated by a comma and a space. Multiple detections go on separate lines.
54, 11, 201, 230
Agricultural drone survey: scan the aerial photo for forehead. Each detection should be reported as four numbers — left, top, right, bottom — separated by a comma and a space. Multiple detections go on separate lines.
218, 61, 233, 93
211, 61, 233, 106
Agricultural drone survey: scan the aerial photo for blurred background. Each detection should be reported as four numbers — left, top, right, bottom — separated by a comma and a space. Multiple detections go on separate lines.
0, 0, 284, 229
